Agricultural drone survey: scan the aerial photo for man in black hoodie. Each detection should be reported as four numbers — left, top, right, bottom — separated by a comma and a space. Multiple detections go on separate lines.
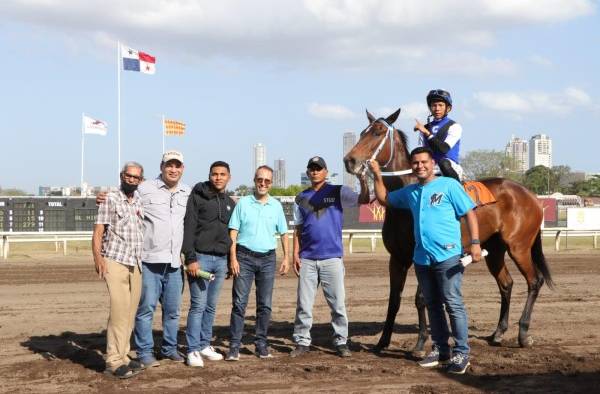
182, 161, 236, 367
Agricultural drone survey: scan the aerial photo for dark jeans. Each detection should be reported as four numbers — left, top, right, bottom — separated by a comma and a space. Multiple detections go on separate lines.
414, 255, 470, 356
229, 248, 276, 349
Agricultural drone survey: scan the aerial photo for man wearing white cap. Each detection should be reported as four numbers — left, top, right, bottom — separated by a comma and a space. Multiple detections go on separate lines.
132, 150, 191, 367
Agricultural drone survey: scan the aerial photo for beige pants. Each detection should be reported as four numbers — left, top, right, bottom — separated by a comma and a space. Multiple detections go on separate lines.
104, 258, 142, 371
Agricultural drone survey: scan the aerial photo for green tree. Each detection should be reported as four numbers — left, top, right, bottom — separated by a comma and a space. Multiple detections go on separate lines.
270, 185, 305, 196
522, 165, 559, 195
461, 150, 520, 180
568, 175, 600, 196
234, 184, 251, 196
0, 187, 29, 196
552, 165, 572, 192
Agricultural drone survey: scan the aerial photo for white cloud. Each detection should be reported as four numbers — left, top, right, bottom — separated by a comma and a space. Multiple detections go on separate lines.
565, 87, 591, 105
0, 0, 594, 75
397, 102, 429, 121
529, 54, 554, 67
308, 102, 356, 120
474, 87, 594, 115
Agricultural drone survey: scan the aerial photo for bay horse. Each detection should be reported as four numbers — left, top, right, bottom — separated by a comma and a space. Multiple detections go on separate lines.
343, 108, 554, 354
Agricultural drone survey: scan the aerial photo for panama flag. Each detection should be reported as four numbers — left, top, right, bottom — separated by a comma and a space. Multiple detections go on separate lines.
121, 44, 156, 74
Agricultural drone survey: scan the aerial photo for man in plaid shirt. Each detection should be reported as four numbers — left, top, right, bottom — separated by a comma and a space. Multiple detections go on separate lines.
92, 161, 145, 379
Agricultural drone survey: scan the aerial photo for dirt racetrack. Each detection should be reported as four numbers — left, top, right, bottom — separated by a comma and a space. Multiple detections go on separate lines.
1, 249, 600, 393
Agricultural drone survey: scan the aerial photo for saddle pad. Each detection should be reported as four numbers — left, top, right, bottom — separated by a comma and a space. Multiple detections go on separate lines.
463, 181, 496, 207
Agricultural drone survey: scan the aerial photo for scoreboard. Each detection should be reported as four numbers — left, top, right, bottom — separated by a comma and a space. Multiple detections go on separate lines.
0, 197, 97, 232
0, 196, 383, 232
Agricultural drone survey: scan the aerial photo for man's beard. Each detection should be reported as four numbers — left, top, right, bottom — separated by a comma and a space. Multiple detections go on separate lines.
121, 182, 138, 195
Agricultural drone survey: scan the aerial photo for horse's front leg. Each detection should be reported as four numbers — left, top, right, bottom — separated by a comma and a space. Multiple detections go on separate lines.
374, 255, 408, 353
413, 284, 428, 357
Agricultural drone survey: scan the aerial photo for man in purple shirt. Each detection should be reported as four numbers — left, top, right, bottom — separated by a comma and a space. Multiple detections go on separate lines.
290, 156, 368, 358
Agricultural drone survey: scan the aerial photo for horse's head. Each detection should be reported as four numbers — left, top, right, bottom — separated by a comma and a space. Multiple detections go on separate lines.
343, 108, 407, 176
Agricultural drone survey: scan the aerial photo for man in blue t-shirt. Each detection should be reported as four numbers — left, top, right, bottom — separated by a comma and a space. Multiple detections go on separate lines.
369, 146, 481, 375
290, 156, 368, 358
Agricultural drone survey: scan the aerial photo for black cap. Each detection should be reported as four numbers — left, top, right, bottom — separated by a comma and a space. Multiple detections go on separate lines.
307, 156, 327, 169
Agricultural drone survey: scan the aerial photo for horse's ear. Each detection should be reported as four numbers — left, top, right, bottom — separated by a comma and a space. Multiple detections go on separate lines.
366, 109, 376, 123
385, 108, 401, 125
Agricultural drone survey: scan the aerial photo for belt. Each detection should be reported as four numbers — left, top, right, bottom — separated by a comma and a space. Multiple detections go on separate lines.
237, 244, 275, 258
197, 251, 228, 257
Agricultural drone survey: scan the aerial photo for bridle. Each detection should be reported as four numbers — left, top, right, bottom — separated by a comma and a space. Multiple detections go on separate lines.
359, 118, 413, 177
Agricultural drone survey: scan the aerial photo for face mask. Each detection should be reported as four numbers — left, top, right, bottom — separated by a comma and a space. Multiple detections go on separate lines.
121, 181, 138, 195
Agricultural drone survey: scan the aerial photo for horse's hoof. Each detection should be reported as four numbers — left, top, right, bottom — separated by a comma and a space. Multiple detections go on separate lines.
519, 336, 534, 348
488, 335, 503, 346
372, 344, 385, 354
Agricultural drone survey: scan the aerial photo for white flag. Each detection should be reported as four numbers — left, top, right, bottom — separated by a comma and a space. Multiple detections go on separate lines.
83, 115, 108, 136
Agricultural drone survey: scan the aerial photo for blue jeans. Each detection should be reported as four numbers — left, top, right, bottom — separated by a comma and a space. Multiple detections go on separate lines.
414, 255, 470, 356
186, 253, 228, 352
134, 262, 183, 359
293, 258, 348, 346
229, 249, 276, 349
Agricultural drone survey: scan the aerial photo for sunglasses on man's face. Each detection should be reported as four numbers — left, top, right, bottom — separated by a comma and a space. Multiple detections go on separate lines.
255, 177, 272, 185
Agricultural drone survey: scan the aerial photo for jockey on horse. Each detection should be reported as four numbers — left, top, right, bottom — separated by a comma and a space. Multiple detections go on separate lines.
414, 89, 464, 182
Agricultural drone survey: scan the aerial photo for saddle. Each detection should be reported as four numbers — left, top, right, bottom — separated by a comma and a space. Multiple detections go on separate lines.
463, 181, 496, 207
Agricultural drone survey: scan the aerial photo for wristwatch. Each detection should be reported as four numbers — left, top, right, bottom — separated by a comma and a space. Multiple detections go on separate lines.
470, 239, 481, 245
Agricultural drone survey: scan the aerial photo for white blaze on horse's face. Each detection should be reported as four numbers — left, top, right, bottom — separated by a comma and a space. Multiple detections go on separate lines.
343, 108, 402, 176
358, 118, 396, 175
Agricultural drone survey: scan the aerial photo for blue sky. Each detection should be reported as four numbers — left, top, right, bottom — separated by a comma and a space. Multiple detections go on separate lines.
0, 0, 598, 193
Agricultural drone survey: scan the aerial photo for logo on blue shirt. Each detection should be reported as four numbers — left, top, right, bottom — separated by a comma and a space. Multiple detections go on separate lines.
430, 193, 444, 206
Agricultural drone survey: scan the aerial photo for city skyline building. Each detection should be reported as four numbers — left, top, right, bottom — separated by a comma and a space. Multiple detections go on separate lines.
505, 135, 529, 172
253, 143, 266, 171
273, 158, 286, 188
343, 131, 357, 190
529, 134, 553, 169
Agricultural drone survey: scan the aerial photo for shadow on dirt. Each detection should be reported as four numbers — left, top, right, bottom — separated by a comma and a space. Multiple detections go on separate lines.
21, 320, 421, 371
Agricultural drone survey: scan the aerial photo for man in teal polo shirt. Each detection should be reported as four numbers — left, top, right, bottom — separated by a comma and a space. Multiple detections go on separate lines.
226, 165, 289, 361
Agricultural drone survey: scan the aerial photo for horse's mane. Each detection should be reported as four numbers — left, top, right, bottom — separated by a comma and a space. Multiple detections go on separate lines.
395, 128, 410, 160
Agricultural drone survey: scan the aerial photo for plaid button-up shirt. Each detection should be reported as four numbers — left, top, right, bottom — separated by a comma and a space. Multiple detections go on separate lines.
96, 190, 145, 267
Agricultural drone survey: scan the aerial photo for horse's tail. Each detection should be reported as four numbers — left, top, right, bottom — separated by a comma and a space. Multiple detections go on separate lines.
531, 230, 554, 290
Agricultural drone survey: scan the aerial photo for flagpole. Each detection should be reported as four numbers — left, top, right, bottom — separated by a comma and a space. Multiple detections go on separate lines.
117, 40, 121, 180
162, 115, 165, 153
81, 113, 85, 194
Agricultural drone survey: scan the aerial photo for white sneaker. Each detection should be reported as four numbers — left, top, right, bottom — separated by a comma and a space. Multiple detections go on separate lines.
200, 346, 224, 361
187, 351, 204, 367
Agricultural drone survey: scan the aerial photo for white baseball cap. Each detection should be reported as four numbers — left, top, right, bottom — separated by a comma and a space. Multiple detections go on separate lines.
162, 150, 184, 164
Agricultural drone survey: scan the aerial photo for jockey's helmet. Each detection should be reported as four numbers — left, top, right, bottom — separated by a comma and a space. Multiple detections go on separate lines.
426, 89, 452, 107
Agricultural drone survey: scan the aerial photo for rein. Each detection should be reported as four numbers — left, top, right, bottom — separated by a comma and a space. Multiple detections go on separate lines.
360, 118, 412, 177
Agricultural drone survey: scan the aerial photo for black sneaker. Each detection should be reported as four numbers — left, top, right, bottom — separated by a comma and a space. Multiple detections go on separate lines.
290, 345, 310, 358
127, 360, 144, 372
255, 345, 273, 359
225, 347, 240, 361
446, 353, 470, 375
418, 347, 451, 368
335, 344, 352, 358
